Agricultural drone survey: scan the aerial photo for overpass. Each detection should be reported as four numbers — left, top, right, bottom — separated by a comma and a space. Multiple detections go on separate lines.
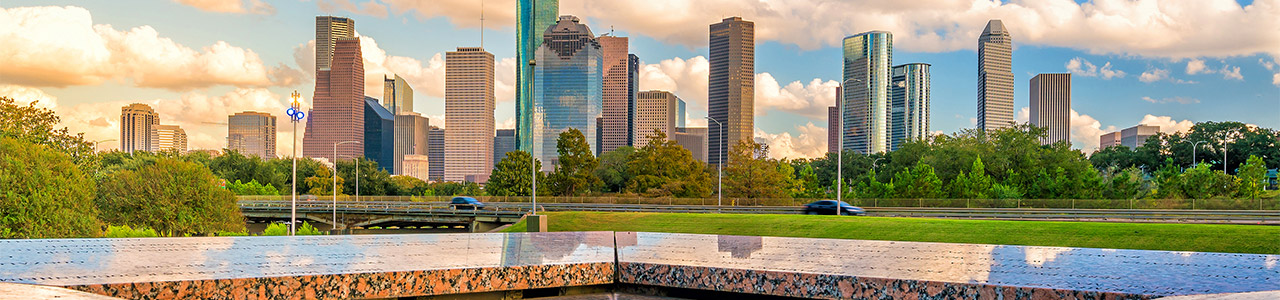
238, 200, 526, 232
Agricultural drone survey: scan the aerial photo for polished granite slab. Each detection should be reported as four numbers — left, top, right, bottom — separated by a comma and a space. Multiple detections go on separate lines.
0, 282, 122, 300
615, 232, 1280, 299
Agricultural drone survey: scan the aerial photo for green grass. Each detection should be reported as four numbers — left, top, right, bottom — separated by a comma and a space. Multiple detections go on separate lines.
503, 212, 1280, 254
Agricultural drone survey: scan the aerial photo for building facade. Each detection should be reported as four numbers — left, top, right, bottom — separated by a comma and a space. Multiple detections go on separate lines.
598, 35, 637, 153
428, 126, 445, 181
120, 103, 158, 153
533, 15, 603, 171
1100, 132, 1121, 149
842, 31, 893, 154
383, 74, 413, 114
516, 0, 560, 154
1120, 125, 1159, 149
1030, 73, 1071, 145
634, 90, 680, 148
674, 127, 708, 162
891, 63, 930, 150
303, 35, 364, 162
402, 154, 431, 182
494, 129, 517, 165
828, 105, 838, 154
315, 16, 355, 72
445, 47, 496, 183
708, 16, 754, 165
364, 97, 395, 173
978, 19, 1015, 131
150, 124, 187, 153
393, 113, 429, 174
227, 111, 277, 158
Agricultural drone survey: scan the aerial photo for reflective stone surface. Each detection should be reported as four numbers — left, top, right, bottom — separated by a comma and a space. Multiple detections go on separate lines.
0, 282, 122, 300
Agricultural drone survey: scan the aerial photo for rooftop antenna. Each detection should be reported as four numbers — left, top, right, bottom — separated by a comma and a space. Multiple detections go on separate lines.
480, 0, 485, 48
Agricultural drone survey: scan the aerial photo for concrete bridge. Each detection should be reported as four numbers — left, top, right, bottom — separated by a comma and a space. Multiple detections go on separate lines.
238, 200, 526, 232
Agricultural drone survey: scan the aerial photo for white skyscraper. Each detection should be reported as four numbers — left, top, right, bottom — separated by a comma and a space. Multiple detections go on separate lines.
1030, 73, 1071, 145
444, 47, 495, 183
120, 103, 158, 153
978, 19, 1014, 131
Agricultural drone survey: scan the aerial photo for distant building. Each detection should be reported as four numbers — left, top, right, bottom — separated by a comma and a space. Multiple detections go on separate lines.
978, 19, 1015, 131
383, 74, 413, 114
891, 63, 930, 150
403, 154, 430, 182
842, 30, 893, 154
315, 16, 355, 72
677, 98, 686, 128
1120, 125, 1159, 149
674, 127, 708, 162
303, 34, 364, 162
1029, 73, 1071, 145
516, 0, 561, 154
828, 105, 838, 154
534, 15, 603, 170
445, 47, 496, 183
150, 124, 187, 153
121, 103, 158, 153
393, 113, 429, 174
494, 129, 517, 165
708, 16, 754, 165
428, 126, 445, 181
1100, 132, 1122, 149
635, 90, 680, 148
599, 35, 637, 153
227, 111, 277, 158
364, 97, 395, 173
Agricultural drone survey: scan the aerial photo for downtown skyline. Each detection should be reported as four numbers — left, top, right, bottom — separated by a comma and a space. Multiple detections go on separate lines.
1, 0, 1278, 160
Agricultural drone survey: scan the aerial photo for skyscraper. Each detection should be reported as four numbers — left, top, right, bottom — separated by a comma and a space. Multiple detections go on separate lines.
227, 111, 277, 158
315, 16, 355, 72
635, 90, 680, 147
1029, 73, 1071, 145
842, 31, 892, 154
516, 0, 559, 154
828, 105, 838, 154
445, 47, 496, 183
708, 16, 754, 165
303, 35, 364, 161
383, 74, 413, 114
428, 126, 445, 181
393, 112, 429, 174
493, 129, 517, 165
150, 124, 187, 153
978, 19, 1014, 131
533, 15, 603, 170
120, 103, 158, 153
677, 98, 686, 128
599, 35, 637, 153
364, 97, 395, 173
891, 63, 931, 150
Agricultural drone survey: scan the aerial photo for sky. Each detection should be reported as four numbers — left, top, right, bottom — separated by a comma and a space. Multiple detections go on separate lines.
1, 0, 1277, 159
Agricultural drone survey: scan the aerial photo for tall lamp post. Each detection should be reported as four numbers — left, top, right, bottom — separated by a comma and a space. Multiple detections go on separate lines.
333, 140, 360, 228
338, 154, 361, 201
528, 55, 538, 215
706, 117, 724, 207
286, 91, 306, 235
1192, 141, 1207, 168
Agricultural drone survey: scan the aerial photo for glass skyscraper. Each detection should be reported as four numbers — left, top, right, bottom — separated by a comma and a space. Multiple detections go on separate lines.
890, 63, 930, 151
516, 0, 559, 154
364, 97, 395, 173
842, 31, 892, 154
534, 15, 603, 171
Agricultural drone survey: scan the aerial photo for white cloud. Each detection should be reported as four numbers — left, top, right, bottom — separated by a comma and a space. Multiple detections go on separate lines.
497, 117, 515, 129
1186, 59, 1208, 75
753, 123, 826, 160
496, 57, 517, 104
754, 74, 838, 118
1220, 65, 1244, 80
173, 0, 275, 15
1139, 115, 1196, 134
0, 85, 58, 109
638, 56, 709, 113
1065, 57, 1125, 79
1274, 73, 1280, 85
1184, 59, 1245, 80
317, 0, 389, 19
1068, 109, 1115, 153
1141, 96, 1200, 104
1139, 68, 1169, 83
0, 6, 299, 90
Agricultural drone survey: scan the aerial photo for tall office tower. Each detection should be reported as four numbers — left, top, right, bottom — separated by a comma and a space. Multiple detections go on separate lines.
842, 31, 893, 154
677, 98, 687, 127
634, 90, 680, 147
427, 126, 446, 181
403, 154, 431, 182
708, 17, 754, 165
227, 111, 277, 158
978, 19, 1014, 131
674, 127, 709, 162
1029, 73, 1071, 145
493, 129, 517, 165
827, 106, 838, 154
150, 124, 187, 153
383, 74, 414, 114
890, 63, 931, 150
120, 103, 158, 153
315, 16, 355, 72
393, 112, 429, 174
303, 36, 364, 161
1099, 132, 1121, 149
533, 15, 603, 170
445, 47, 496, 183
598, 36, 635, 153
364, 97, 395, 173
1120, 125, 1158, 149
516, 0, 559, 154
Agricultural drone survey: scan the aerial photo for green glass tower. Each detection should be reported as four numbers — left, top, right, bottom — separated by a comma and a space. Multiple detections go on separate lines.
842, 31, 892, 154
516, 0, 558, 153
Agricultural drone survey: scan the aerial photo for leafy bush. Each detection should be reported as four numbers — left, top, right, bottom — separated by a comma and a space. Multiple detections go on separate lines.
103, 225, 159, 238
96, 158, 245, 236
261, 222, 324, 236
0, 137, 102, 238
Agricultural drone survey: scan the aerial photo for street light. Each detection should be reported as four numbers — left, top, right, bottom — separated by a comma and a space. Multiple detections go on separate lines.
285, 90, 307, 236
871, 157, 885, 174
333, 140, 361, 228
835, 78, 864, 216
1192, 140, 1207, 168
338, 154, 361, 202
528, 55, 539, 216
706, 116, 724, 207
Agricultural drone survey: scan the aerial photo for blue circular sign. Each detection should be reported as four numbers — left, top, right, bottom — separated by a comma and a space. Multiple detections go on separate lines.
286, 107, 305, 120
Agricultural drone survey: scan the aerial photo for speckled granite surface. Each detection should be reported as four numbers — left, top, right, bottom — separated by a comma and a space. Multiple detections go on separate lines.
0, 282, 122, 300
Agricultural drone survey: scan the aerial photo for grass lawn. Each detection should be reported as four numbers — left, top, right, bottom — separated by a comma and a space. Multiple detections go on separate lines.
502, 212, 1280, 254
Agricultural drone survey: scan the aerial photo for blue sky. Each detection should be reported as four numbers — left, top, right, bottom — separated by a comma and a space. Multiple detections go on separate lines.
1, 0, 1277, 158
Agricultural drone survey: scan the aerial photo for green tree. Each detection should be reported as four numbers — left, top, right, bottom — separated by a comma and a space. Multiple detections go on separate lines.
487, 150, 544, 196
227, 179, 280, 195
595, 146, 635, 193
891, 161, 944, 199
548, 128, 600, 196
304, 166, 343, 196
723, 140, 795, 199
430, 181, 483, 196
849, 170, 894, 199
0, 137, 102, 238
390, 175, 430, 196
1237, 155, 1267, 199
1101, 167, 1147, 200
625, 131, 711, 197
0, 97, 96, 168
948, 157, 993, 198
96, 158, 245, 236
338, 158, 393, 196
792, 163, 825, 198
208, 150, 284, 189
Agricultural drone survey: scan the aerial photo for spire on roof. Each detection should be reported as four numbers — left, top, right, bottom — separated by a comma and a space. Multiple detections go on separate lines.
983, 19, 1007, 35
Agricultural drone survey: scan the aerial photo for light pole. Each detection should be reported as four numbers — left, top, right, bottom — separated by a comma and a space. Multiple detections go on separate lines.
871, 157, 885, 174
835, 78, 864, 215
286, 91, 306, 236
333, 140, 360, 228
528, 55, 538, 215
338, 154, 360, 202
706, 117, 724, 207
1192, 141, 1207, 168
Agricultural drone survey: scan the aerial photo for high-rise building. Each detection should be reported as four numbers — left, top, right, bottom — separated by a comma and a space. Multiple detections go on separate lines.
1100, 132, 1121, 149
708, 16, 754, 165
677, 98, 687, 128
315, 16, 355, 72
674, 127, 708, 162
303, 35, 364, 162
393, 112, 429, 174
428, 126, 445, 181
1030, 73, 1071, 145
150, 124, 187, 153
1120, 125, 1159, 149
403, 154, 431, 182
978, 19, 1014, 131
533, 15, 603, 170
516, 0, 560, 154
842, 31, 892, 154
827, 105, 838, 154
120, 103, 158, 153
364, 97, 395, 173
227, 111, 277, 158
383, 74, 414, 114
891, 63, 930, 150
599, 35, 636, 153
445, 47, 496, 183
494, 129, 517, 165
635, 90, 680, 148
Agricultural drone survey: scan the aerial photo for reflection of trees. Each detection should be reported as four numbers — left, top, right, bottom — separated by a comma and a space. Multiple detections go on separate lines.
717, 235, 763, 259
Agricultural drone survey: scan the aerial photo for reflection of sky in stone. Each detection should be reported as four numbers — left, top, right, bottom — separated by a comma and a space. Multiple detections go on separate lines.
0, 232, 614, 286
618, 232, 1280, 297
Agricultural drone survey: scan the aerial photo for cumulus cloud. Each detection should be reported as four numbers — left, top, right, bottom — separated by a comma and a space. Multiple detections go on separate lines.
1139, 115, 1196, 134
1186, 59, 1208, 75
754, 74, 838, 118
638, 56, 709, 112
173, 0, 275, 15
753, 123, 827, 159
317, 0, 389, 19
1141, 96, 1200, 104
1185, 59, 1245, 80
1138, 68, 1195, 84
1019, 107, 1197, 152
0, 85, 58, 109
1065, 57, 1125, 79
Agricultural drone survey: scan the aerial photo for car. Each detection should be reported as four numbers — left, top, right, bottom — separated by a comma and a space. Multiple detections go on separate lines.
450, 196, 485, 210
802, 200, 865, 216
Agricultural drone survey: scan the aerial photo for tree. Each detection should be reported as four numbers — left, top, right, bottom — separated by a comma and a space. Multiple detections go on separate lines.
595, 146, 635, 193
792, 163, 825, 198
1101, 167, 1147, 199
1236, 155, 1266, 199
390, 175, 430, 196
304, 165, 343, 196
227, 179, 280, 195
487, 150, 543, 196
96, 158, 245, 236
0, 137, 102, 238
548, 128, 601, 196
0, 97, 95, 168
209, 150, 284, 190
891, 161, 944, 199
338, 158, 392, 196
948, 157, 993, 199
625, 131, 711, 197
723, 140, 795, 199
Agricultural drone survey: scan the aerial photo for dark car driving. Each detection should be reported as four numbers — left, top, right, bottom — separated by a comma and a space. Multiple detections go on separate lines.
802, 200, 865, 216
450, 196, 485, 210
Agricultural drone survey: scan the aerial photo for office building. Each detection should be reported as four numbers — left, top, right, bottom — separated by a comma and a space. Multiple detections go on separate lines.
403, 154, 431, 182
675, 127, 708, 162
445, 47, 496, 183
891, 63, 931, 150
315, 16, 355, 72
842, 31, 892, 154
828, 105, 838, 154
494, 129, 517, 165
635, 90, 680, 147
533, 15, 603, 170
677, 99, 686, 128
393, 113, 429, 174
364, 97, 395, 173
516, 0, 560, 154
1120, 125, 1159, 149
227, 111, 277, 158
303, 33, 364, 162
150, 124, 187, 153
1100, 132, 1121, 149
978, 19, 1015, 131
383, 74, 413, 114
428, 126, 445, 181
708, 16, 754, 165
1029, 73, 1071, 145
120, 103, 158, 153
599, 35, 637, 153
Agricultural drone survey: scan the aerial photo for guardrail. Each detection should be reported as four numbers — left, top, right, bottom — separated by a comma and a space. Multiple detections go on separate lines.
237, 196, 1280, 210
